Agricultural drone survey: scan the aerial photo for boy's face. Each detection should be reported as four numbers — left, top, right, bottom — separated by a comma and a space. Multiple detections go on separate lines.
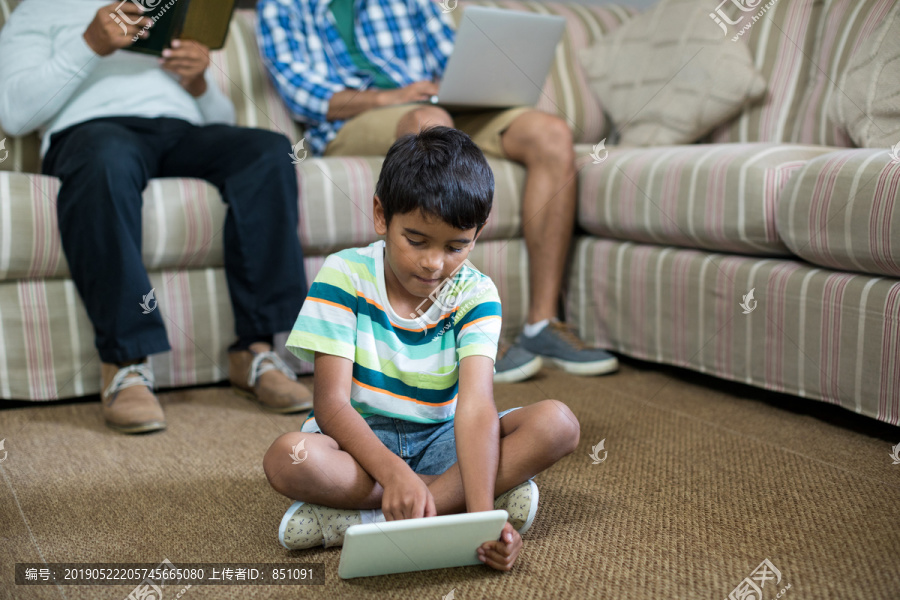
374, 196, 479, 303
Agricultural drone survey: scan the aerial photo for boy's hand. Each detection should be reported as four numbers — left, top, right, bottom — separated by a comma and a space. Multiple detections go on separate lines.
477, 522, 522, 571
161, 40, 210, 97
380, 467, 436, 521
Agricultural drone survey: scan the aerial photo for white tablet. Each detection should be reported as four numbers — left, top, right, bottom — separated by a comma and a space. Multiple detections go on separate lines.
337, 510, 508, 579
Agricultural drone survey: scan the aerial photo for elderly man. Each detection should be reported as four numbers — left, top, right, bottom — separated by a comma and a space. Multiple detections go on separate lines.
0, 0, 312, 433
257, 0, 618, 383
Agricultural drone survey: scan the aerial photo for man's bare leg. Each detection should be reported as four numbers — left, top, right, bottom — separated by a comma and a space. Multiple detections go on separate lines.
500, 111, 577, 325
395, 105, 454, 137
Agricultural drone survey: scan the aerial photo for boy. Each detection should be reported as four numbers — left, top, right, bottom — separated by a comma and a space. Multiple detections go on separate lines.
263, 127, 579, 571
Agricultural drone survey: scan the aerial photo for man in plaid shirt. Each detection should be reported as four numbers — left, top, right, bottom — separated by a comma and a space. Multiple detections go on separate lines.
258, 0, 619, 382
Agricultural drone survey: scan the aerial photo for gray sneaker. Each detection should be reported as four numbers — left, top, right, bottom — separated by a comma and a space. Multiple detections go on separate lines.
493, 343, 543, 383
518, 321, 618, 376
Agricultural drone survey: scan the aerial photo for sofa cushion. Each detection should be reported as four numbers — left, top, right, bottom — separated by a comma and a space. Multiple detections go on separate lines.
296, 155, 526, 255
456, 0, 636, 146
828, 2, 900, 149
776, 149, 900, 277
578, 0, 766, 146
707, 0, 895, 147
0, 172, 228, 281
575, 142, 835, 256
0, 153, 527, 279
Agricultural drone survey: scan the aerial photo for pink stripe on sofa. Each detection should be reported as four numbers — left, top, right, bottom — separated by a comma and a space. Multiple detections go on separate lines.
878, 285, 900, 422
19, 281, 56, 398
806, 152, 853, 266
760, 0, 815, 143
819, 272, 853, 401
712, 257, 744, 377
796, 0, 855, 145
870, 166, 899, 275
764, 261, 803, 392
160, 270, 197, 387
26, 176, 62, 279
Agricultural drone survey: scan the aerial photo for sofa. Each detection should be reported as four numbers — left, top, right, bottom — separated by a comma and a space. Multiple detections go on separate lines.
565, 0, 900, 426
1, 0, 897, 426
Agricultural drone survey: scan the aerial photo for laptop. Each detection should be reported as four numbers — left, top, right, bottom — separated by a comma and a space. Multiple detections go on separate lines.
429, 6, 566, 109
337, 510, 508, 579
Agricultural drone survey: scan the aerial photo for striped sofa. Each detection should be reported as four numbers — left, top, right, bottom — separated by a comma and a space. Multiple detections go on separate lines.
0, 0, 897, 427
0, 0, 632, 402
566, 0, 900, 425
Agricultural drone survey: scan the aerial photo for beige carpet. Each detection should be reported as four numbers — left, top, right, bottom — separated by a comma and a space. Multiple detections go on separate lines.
2, 357, 899, 600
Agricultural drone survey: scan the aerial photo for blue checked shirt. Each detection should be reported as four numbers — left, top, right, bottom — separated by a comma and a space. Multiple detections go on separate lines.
257, 0, 456, 155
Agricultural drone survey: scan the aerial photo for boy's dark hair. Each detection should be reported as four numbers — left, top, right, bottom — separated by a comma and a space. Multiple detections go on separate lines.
375, 126, 494, 231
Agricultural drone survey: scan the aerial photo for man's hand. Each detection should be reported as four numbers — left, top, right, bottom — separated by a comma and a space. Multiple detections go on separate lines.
83, 2, 153, 56
376, 81, 439, 106
161, 40, 210, 97
380, 466, 437, 521
477, 522, 522, 571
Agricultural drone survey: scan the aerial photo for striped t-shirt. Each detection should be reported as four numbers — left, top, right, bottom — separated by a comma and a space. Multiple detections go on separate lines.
286, 241, 502, 424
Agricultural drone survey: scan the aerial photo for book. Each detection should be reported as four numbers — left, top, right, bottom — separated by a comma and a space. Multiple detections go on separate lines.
115, 0, 238, 56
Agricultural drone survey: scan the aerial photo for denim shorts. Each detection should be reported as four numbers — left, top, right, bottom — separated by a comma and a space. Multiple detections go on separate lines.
300, 407, 521, 476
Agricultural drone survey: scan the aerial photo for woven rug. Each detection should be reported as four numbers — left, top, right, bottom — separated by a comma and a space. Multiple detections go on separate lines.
2, 357, 899, 599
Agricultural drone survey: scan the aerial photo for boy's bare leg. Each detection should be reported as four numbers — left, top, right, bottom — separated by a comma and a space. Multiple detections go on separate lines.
264, 399, 579, 513
425, 399, 579, 515
264, 431, 387, 509
500, 111, 577, 325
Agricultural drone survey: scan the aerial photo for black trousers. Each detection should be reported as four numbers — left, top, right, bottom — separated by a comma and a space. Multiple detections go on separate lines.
42, 117, 307, 364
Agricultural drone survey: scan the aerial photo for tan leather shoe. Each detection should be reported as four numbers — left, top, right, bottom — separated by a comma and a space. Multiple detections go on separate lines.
229, 342, 312, 413
100, 362, 165, 434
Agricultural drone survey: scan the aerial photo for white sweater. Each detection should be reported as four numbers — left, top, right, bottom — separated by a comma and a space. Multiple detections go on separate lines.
0, 0, 236, 156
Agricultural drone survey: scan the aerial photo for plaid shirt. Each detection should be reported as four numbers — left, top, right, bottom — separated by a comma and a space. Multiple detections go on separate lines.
257, 0, 456, 155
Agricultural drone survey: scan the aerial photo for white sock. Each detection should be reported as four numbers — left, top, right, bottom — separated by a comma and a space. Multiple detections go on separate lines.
522, 318, 551, 338
360, 509, 385, 525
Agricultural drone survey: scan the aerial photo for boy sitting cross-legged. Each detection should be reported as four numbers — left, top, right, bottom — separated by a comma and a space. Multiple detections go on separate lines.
263, 126, 580, 571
